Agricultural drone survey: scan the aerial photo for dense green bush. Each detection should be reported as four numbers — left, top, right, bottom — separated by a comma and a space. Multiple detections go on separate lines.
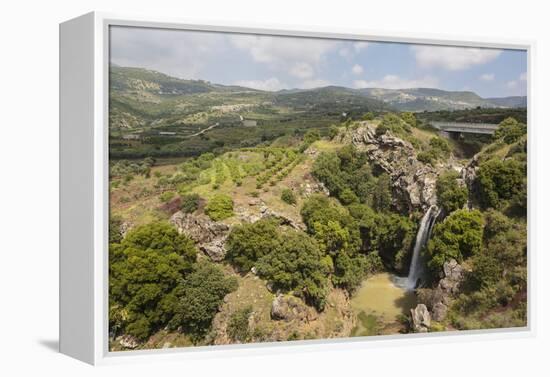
205, 194, 234, 221
109, 222, 197, 340
256, 231, 329, 310
169, 261, 237, 339
281, 188, 297, 205
312, 146, 379, 206
400, 112, 417, 127
436, 170, 468, 213
493, 117, 527, 144
301, 195, 361, 252
347, 204, 414, 273
372, 173, 392, 212
418, 137, 451, 165
180, 193, 201, 213
427, 209, 483, 271
225, 219, 281, 271
159, 191, 176, 203
477, 158, 524, 209
227, 306, 252, 342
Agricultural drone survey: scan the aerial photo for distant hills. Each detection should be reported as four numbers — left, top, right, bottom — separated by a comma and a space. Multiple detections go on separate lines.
110, 66, 526, 113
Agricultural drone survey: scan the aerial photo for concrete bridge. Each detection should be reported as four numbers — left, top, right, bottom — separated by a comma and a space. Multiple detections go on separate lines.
431, 121, 499, 136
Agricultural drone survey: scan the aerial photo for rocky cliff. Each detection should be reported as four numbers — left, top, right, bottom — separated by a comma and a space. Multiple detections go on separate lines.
337, 122, 438, 212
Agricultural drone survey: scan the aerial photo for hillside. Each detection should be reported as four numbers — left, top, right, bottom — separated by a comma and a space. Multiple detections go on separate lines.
109, 66, 526, 161
108, 112, 527, 350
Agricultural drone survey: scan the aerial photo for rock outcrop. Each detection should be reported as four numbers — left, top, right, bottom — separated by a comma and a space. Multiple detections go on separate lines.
271, 294, 313, 322
337, 122, 437, 211
410, 304, 431, 333
118, 334, 140, 349
417, 259, 465, 322
170, 212, 230, 261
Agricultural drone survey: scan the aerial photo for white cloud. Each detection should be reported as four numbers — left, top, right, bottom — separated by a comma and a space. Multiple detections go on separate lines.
353, 74, 438, 89
290, 62, 315, 79
411, 45, 502, 70
480, 73, 495, 81
353, 41, 369, 52
520, 72, 527, 81
339, 42, 369, 59
352, 64, 364, 75
230, 34, 339, 78
234, 78, 287, 91
110, 26, 226, 79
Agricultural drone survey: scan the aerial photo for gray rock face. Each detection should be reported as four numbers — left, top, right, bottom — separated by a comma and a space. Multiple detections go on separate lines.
410, 304, 431, 333
337, 122, 438, 211
118, 334, 140, 349
417, 258, 464, 322
259, 205, 306, 231
170, 212, 230, 261
271, 294, 311, 322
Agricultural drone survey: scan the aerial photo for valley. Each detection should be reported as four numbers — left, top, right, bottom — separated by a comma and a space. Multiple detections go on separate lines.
108, 66, 528, 351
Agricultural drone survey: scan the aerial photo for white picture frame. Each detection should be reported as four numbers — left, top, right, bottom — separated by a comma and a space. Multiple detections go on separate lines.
59, 11, 535, 365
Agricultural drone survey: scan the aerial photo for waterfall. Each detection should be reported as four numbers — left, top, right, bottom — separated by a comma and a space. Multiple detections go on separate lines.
406, 205, 440, 290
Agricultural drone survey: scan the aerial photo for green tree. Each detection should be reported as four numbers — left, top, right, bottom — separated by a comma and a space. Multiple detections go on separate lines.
493, 117, 527, 144
400, 112, 417, 127
256, 231, 329, 310
227, 306, 252, 342
477, 158, 524, 209
180, 193, 201, 213
225, 219, 281, 271
436, 170, 468, 213
170, 261, 238, 339
311, 152, 346, 196
304, 129, 321, 144
362, 112, 375, 121
301, 195, 360, 251
281, 188, 297, 205
372, 173, 392, 212
205, 194, 234, 221
109, 222, 197, 340
427, 209, 483, 271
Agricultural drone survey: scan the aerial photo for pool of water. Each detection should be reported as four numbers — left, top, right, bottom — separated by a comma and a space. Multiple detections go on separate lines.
350, 272, 417, 324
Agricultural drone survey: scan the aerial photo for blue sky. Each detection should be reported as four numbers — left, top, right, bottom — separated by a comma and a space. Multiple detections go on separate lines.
110, 26, 527, 98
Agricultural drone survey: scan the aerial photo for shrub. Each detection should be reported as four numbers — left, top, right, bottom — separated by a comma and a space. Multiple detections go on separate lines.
109, 222, 197, 340
159, 191, 176, 203
256, 231, 329, 310
329, 125, 340, 139
493, 117, 527, 144
281, 188, 297, 205
180, 193, 200, 214
436, 171, 468, 213
362, 112, 375, 121
227, 306, 252, 342
427, 209, 483, 271
205, 194, 234, 221
226, 219, 281, 271
169, 261, 238, 339
400, 112, 417, 127
477, 158, 524, 209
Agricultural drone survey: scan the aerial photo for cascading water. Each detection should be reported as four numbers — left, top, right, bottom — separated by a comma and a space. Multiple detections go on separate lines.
406, 205, 440, 290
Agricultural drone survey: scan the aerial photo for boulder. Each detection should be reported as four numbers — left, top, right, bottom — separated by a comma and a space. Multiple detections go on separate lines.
417, 259, 465, 322
432, 302, 448, 322
259, 206, 306, 231
118, 334, 140, 349
271, 294, 310, 322
170, 212, 230, 261
410, 304, 431, 333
